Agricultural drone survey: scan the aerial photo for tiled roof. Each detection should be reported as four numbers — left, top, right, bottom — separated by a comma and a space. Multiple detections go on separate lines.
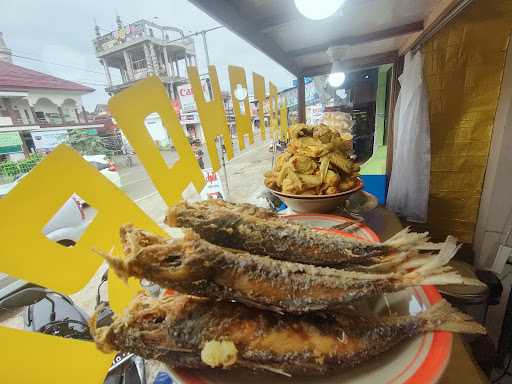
0, 61, 94, 93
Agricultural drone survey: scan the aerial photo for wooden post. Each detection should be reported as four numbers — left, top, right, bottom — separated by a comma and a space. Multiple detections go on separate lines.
297, 74, 306, 123
385, 56, 404, 185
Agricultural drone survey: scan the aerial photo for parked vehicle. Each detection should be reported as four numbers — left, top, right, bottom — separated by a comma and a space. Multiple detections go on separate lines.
0, 271, 146, 383
0, 166, 95, 301
0, 194, 89, 300
83, 155, 122, 188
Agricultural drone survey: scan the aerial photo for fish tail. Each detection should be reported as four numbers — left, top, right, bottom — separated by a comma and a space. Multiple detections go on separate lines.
401, 236, 486, 287
420, 299, 486, 334
384, 227, 442, 251
93, 248, 130, 282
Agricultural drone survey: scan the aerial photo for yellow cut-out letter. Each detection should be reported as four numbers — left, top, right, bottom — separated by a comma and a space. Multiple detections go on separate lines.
280, 100, 289, 140
228, 65, 254, 151
253, 72, 267, 141
188, 66, 234, 172
269, 81, 279, 139
0, 326, 114, 384
108, 76, 205, 206
0, 144, 163, 305
0, 144, 167, 383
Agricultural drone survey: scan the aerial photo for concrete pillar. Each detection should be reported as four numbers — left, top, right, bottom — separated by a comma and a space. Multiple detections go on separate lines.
74, 109, 81, 123
30, 106, 38, 124
297, 74, 306, 124
171, 58, 176, 77
169, 58, 175, 77
3, 98, 18, 125
143, 43, 153, 74
163, 47, 171, 78
175, 59, 180, 77
123, 50, 134, 80
102, 59, 113, 87
168, 83, 176, 99
374, 65, 390, 150
82, 106, 89, 123
148, 42, 159, 73
57, 106, 65, 124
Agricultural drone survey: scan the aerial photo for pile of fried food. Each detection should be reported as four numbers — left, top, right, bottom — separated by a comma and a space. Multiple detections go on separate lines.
92, 200, 486, 377
264, 124, 360, 195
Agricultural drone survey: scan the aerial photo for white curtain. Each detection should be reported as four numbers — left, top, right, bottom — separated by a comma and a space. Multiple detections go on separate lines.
387, 51, 431, 223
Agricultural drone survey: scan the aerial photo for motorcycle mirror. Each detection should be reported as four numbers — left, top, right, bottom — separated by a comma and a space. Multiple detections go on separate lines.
0, 287, 48, 309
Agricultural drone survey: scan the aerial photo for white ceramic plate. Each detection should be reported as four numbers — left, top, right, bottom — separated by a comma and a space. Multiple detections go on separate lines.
166, 214, 452, 384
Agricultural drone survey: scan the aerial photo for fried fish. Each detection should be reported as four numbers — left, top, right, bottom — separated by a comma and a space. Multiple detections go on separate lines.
92, 293, 485, 376
165, 200, 442, 268
100, 225, 479, 314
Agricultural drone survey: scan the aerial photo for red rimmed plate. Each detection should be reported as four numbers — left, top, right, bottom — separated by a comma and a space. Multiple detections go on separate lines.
166, 214, 451, 384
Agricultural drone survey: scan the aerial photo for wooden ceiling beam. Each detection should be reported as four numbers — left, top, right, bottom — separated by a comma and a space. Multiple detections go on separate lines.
302, 51, 398, 77
288, 21, 424, 57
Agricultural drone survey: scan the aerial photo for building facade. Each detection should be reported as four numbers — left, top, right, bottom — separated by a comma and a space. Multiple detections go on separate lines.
0, 33, 106, 159
93, 17, 195, 97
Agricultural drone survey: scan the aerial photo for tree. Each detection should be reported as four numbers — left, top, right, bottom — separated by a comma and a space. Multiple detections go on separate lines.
65, 130, 109, 155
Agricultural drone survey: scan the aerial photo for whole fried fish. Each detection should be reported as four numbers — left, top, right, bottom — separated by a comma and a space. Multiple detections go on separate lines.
92, 293, 485, 376
100, 226, 479, 314
165, 200, 442, 268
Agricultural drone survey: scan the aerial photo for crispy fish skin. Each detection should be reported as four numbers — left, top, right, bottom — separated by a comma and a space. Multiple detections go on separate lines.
165, 201, 439, 268
92, 293, 485, 376
102, 226, 473, 314
189, 199, 278, 220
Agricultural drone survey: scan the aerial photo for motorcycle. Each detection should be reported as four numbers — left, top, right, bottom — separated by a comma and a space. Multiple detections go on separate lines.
0, 270, 146, 384
268, 139, 287, 153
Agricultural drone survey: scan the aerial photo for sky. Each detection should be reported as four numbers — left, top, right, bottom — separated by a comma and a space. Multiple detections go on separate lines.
1, 0, 295, 110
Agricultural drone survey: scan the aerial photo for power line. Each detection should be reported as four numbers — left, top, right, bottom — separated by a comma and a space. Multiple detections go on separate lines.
11, 53, 106, 76
166, 25, 224, 43
11, 52, 122, 82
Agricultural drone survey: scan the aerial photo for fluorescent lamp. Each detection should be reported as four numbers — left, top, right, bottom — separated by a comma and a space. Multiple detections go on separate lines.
328, 72, 345, 87
234, 84, 248, 101
327, 59, 345, 88
294, 0, 345, 20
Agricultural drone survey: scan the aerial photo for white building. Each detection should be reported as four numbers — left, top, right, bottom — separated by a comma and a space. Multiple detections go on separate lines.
0, 32, 104, 158
93, 17, 195, 97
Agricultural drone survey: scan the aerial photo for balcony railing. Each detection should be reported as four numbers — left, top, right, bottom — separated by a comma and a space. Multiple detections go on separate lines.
93, 20, 192, 55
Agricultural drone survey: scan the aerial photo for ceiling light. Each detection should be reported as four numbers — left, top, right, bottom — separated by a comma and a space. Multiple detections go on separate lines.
233, 84, 248, 101
294, 0, 345, 20
336, 88, 347, 99
328, 72, 345, 88
327, 59, 345, 88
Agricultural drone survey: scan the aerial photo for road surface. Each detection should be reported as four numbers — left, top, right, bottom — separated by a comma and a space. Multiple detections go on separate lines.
120, 135, 268, 202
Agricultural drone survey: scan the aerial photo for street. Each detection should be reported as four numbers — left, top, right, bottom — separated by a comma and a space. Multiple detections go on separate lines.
119, 134, 268, 200
118, 134, 273, 221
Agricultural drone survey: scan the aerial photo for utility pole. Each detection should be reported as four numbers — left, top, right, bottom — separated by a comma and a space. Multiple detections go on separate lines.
201, 30, 210, 66
168, 25, 231, 196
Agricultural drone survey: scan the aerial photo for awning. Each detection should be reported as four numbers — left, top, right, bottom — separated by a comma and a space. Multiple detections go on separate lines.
188, 0, 473, 77
0, 91, 29, 98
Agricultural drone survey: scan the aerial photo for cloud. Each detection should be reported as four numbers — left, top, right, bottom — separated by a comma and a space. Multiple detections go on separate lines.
1, 0, 295, 110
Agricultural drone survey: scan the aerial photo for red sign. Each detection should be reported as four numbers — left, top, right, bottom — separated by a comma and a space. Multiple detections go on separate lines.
171, 99, 181, 115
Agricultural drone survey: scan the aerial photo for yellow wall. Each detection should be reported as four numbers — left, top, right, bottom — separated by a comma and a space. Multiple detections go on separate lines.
423, 0, 512, 242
